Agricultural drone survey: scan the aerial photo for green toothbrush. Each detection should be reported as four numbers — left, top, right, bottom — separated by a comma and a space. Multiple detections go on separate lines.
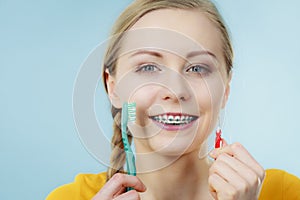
121, 102, 137, 184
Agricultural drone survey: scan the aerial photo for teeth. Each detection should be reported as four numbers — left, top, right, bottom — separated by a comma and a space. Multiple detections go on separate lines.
151, 114, 196, 125
181, 116, 185, 121
162, 115, 167, 122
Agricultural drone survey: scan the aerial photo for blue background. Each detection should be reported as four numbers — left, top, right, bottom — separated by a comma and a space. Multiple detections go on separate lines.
1, 0, 299, 199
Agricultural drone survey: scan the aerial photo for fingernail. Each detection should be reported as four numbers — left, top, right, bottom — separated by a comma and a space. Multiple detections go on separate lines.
209, 149, 217, 158
142, 183, 147, 191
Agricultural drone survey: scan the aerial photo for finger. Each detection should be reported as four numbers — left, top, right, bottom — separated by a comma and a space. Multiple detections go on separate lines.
210, 158, 248, 195
229, 143, 265, 180
209, 139, 228, 161
209, 173, 237, 200
113, 187, 126, 198
209, 141, 234, 159
216, 153, 262, 188
209, 143, 265, 179
114, 190, 141, 200
221, 138, 228, 147
93, 173, 146, 199
209, 139, 229, 158
111, 173, 146, 192
210, 191, 217, 200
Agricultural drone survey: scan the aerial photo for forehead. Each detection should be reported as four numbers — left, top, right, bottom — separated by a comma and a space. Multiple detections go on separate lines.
126, 8, 223, 62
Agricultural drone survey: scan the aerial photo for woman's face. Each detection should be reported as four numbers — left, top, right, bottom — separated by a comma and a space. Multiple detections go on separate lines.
107, 9, 231, 157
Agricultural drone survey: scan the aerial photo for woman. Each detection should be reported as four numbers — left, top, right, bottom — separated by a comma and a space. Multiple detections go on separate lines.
47, 0, 300, 199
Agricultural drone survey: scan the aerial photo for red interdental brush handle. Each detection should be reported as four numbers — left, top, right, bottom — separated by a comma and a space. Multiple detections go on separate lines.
215, 129, 223, 148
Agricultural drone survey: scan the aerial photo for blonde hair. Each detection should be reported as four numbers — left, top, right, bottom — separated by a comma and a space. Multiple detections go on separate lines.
102, 0, 234, 181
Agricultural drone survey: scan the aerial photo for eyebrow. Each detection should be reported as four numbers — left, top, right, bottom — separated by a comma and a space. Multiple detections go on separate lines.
129, 50, 163, 58
129, 49, 217, 60
186, 50, 217, 59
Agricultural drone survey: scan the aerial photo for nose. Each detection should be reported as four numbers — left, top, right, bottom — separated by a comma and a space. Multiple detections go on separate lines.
160, 73, 191, 102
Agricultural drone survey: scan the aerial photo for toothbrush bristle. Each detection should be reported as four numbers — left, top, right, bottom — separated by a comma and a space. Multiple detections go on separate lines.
127, 102, 136, 122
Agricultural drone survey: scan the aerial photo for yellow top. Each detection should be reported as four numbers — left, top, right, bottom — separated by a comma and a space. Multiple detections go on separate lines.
46, 169, 300, 200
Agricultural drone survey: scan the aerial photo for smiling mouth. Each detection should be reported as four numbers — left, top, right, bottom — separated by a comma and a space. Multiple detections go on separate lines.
149, 113, 198, 126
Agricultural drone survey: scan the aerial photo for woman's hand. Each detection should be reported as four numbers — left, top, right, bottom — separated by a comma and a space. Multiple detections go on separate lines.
208, 142, 265, 200
92, 173, 146, 200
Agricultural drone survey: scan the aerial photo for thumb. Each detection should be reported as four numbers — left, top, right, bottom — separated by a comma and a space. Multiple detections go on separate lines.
209, 138, 229, 159
221, 138, 228, 147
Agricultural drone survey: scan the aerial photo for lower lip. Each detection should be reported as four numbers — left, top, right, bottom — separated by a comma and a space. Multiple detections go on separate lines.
151, 119, 197, 131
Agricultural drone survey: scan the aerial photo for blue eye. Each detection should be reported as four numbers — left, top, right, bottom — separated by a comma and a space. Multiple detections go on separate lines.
136, 64, 161, 73
186, 64, 210, 75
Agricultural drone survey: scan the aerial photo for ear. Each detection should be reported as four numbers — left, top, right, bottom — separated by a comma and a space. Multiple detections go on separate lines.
221, 71, 232, 109
105, 69, 122, 109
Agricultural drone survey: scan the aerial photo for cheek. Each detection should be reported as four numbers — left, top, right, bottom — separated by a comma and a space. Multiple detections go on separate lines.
208, 77, 226, 110
188, 77, 225, 141
190, 77, 225, 112
129, 85, 160, 125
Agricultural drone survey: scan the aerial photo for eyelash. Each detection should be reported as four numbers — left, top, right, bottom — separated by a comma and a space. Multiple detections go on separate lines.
135, 63, 212, 76
185, 64, 211, 76
135, 63, 161, 74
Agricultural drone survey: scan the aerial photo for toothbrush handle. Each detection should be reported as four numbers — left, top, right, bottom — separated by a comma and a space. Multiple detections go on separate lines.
125, 151, 136, 191
126, 151, 136, 176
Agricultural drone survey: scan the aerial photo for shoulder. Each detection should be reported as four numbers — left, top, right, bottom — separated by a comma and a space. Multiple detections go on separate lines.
46, 172, 107, 200
259, 169, 300, 200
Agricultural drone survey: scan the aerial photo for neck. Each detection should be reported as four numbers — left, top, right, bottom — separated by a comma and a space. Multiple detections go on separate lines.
136, 150, 212, 200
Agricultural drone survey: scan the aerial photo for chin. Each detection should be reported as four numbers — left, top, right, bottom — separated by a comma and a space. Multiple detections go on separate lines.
147, 131, 204, 156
